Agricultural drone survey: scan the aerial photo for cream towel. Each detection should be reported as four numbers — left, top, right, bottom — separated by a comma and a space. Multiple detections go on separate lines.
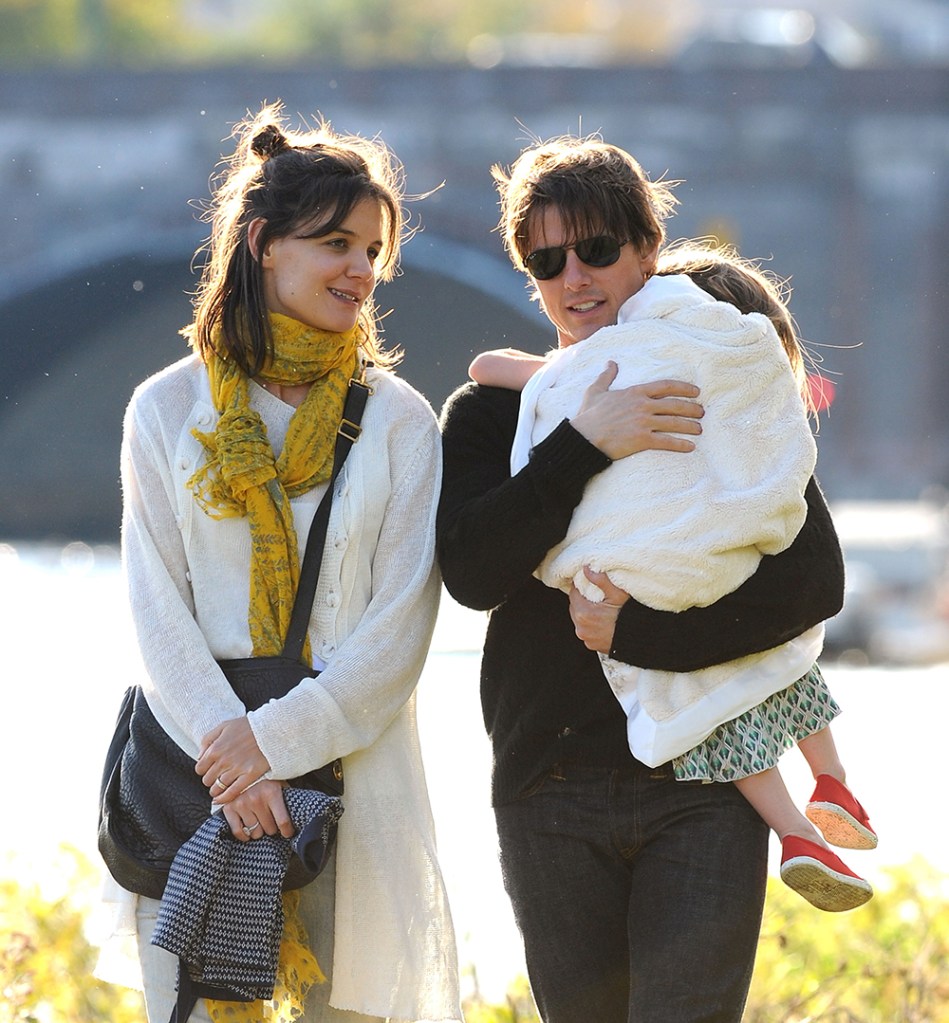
512, 274, 821, 764
513, 274, 817, 610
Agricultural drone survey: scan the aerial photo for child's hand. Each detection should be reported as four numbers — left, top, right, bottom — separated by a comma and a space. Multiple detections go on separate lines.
469, 348, 546, 391
570, 363, 703, 460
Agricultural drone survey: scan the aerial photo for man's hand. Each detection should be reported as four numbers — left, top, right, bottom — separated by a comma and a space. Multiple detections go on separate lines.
569, 567, 632, 652
570, 363, 703, 461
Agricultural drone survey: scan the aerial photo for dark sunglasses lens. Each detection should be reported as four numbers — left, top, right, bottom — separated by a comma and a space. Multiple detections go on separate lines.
576, 236, 622, 267
526, 236, 623, 280
526, 247, 565, 281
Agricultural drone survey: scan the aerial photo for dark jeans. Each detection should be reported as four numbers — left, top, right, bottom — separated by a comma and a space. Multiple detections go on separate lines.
495, 761, 769, 1023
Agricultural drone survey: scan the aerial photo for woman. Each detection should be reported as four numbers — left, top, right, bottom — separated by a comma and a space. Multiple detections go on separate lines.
103, 103, 461, 1023
437, 136, 845, 1022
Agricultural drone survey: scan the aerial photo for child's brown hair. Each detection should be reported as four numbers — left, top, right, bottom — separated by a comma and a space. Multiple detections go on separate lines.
656, 242, 813, 410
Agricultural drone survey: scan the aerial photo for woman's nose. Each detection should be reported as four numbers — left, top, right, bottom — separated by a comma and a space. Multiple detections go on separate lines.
348, 251, 374, 278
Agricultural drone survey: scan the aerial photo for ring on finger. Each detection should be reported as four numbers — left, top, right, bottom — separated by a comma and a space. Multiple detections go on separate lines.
213, 776, 226, 790
241, 820, 261, 837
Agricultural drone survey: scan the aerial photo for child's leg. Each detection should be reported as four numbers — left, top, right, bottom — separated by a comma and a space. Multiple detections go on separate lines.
733, 767, 819, 843
734, 767, 873, 912
798, 732, 878, 852
797, 726, 846, 782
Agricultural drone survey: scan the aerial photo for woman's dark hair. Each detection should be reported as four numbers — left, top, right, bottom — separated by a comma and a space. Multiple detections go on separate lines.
183, 102, 406, 375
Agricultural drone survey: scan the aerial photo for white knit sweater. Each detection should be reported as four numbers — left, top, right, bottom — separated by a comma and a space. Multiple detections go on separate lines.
511, 275, 823, 766
107, 353, 461, 1021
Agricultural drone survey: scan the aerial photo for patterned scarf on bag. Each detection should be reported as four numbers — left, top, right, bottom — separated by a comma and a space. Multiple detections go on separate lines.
150, 788, 343, 1023
188, 311, 360, 661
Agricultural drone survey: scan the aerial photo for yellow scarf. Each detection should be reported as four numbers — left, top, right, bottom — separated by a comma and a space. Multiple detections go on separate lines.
189, 311, 360, 661
190, 313, 358, 1020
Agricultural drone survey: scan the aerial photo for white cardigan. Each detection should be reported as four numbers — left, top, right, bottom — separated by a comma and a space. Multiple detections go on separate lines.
511, 275, 823, 766
105, 354, 461, 1021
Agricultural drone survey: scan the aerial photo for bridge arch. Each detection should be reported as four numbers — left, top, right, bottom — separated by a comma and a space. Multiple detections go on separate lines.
0, 235, 549, 540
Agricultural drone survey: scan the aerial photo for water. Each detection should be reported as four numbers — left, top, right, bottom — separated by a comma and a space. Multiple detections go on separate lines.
1, 541, 946, 1001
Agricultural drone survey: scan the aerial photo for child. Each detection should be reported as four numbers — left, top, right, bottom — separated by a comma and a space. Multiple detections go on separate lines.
470, 243, 876, 912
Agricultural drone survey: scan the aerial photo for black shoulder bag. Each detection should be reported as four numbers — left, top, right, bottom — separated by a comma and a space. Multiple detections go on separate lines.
98, 373, 371, 900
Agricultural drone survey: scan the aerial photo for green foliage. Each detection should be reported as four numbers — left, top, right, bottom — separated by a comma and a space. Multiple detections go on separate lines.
463, 860, 949, 1023
0, 0, 190, 67
463, 973, 540, 1023
747, 858, 949, 1022
230, 0, 538, 66
3, 849, 945, 1022
0, 0, 681, 68
0, 847, 144, 1023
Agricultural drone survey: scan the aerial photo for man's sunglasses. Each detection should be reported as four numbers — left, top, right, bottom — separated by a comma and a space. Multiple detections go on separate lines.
524, 235, 628, 281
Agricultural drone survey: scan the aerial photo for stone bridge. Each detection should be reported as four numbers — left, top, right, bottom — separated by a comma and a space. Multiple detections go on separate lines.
1, 64, 947, 539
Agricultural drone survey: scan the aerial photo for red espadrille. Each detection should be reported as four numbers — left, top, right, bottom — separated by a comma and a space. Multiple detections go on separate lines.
805, 774, 878, 850
780, 835, 873, 912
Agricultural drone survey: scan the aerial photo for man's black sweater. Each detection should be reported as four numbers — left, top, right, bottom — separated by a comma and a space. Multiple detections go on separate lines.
437, 383, 844, 807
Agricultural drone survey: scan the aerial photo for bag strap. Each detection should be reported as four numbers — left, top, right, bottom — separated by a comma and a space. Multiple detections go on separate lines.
169, 964, 255, 1023
281, 369, 372, 662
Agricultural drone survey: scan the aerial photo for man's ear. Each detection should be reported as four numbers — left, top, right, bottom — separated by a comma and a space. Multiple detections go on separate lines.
642, 240, 661, 278
247, 217, 270, 264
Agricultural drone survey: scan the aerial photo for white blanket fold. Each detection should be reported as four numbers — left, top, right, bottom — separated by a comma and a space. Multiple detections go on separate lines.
512, 275, 821, 762
513, 274, 817, 611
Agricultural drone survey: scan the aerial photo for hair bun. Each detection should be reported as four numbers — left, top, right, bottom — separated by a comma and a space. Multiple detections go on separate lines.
250, 124, 290, 160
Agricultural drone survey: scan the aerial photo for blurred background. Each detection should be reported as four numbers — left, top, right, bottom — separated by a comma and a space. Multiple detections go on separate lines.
2, 0, 949, 665
1, 1, 949, 1013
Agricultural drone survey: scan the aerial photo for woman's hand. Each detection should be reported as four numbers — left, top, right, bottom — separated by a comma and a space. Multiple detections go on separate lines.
220, 779, 295, 842
196, 716, 271, 803
569, 567, 631, 653
570, 362, 703, 461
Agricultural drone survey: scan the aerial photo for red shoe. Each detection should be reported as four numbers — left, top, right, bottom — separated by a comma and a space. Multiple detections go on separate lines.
780, 835, 873, 912
805, 774, 878, 850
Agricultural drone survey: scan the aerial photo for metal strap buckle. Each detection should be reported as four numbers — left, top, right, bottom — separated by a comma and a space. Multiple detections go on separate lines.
352, 361, 375, 394
338, 418, 362, 442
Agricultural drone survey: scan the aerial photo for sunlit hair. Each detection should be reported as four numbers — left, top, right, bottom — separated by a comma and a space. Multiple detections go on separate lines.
183, 102, 406, 375
656, 241, 814, 411
492, 134, 679, 272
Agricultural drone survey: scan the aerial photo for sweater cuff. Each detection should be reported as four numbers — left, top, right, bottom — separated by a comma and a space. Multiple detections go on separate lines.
610, 600, 682, 669
528, 418, 612, 499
